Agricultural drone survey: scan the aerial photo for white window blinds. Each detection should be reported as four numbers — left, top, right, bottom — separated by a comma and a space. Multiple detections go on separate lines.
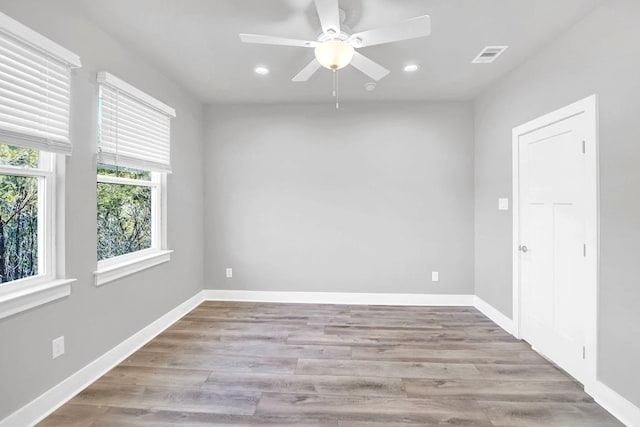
0, 12, 81, 154
97, 72, 176, 173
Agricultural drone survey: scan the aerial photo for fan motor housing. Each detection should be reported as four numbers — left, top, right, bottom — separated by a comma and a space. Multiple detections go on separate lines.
318, 30, 350, 43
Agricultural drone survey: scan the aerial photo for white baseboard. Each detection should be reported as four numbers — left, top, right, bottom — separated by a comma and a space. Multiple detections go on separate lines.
202, 289, 475, 306
0, 291, 205, 427
588, 380, 640, 427
473, 296, 514, 335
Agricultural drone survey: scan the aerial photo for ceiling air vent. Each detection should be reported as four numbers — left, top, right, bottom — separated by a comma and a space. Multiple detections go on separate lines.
472, 46, 508, 64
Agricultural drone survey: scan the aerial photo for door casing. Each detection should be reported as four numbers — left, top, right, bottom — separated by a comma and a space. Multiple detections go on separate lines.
512, 95, 599, 387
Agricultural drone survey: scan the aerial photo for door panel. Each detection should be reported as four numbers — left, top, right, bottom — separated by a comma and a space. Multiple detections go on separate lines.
553, 203, 584, 341
521, 203, 552, 325
518, 114, 587, 383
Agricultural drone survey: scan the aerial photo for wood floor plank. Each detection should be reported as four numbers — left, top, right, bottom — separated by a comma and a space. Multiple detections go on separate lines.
122, 350, 298, 374
255, 393, 493, 425
476, 363, 574, 382
172, 320, 322, 334
288, 331, 509, 347
39, 302, 621, 426
296, 358, 482, 379
142, 339, 351, 360
352, 346, 548, 364
337, 422, 441, 427
39, 403, 109, 427
157, 330, 287, 345
71, 383, 259, 416
323, 326, 463, 338
403, 378, 593, 402
162, 323, 306, 340
92, 407, 338, 427
96, 365, 211, 387
315, 322, 444, 330
483, 401, 622, 426
202, 372, 406, 397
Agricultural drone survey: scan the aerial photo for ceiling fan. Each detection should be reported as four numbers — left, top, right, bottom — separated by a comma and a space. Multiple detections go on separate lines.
239, 0, 431, 89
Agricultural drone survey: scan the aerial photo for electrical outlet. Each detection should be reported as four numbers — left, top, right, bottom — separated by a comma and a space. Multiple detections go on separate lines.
498, 198, 509, 211
225, 268, 233, 278
432, 271, 439, 282
52, 336, 65, 359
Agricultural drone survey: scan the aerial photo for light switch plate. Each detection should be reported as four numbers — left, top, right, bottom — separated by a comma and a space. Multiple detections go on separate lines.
498, 198, 509, 211
52, 336, 65, 359
225, 268, 233, 278
432, 271, 439, 282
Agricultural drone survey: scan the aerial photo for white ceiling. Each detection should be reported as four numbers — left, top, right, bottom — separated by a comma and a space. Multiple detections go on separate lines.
74, 0, 603, 104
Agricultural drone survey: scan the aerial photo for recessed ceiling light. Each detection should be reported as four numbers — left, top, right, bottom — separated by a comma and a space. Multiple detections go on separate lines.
254, 66, 270, 75
403, 64, 420, 73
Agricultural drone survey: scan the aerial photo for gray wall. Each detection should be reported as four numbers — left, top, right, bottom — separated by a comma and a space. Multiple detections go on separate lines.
204, 102, 474, 295
0, 0, 204, 419
2, 0, 637, 419
474, 0, 640, 406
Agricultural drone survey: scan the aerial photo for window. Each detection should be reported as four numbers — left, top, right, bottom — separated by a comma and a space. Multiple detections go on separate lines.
97, 164, 154, 261
0, 12, 80, 319
0, 144, 49, 285
95, 72, 175, 286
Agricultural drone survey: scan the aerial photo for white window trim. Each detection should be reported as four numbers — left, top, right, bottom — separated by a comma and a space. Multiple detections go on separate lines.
94, 249, 172, 287
0, 278, 75, 320
94, 172, 170, 287
97, 74, 174, 173
0, 11, 81, 68
0, 153, 75, 320
97, 72, 175, 117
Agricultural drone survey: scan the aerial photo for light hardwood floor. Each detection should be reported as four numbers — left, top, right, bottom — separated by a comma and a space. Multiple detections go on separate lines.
40, 301, 621, 426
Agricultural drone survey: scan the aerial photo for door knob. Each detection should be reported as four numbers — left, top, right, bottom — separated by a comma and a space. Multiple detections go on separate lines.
519, 245, 528, 253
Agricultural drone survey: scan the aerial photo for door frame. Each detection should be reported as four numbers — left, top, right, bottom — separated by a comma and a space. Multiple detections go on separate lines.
512, 95, 599, 386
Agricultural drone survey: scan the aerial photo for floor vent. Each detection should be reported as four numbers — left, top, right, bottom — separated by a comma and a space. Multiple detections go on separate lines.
472, 46, 508, 63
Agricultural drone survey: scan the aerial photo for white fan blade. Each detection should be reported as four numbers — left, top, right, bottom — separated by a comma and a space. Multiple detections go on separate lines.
314, 0, 341, 35
292, 59, 322, 82
350, 15, 431, 48
239, 34, 318, 48
350, 52, 390, 81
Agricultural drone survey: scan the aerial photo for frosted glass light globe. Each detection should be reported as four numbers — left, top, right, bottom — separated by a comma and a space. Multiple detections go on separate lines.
314, 40, 355, 70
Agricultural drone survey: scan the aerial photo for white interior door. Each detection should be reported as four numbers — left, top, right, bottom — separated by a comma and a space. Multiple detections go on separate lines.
518, 113, 589, 383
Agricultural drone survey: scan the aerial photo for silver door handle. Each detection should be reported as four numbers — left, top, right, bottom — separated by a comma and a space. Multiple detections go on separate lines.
519, 245, 528, 253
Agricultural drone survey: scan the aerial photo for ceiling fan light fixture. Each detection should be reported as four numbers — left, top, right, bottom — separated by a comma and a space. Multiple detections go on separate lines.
314, 40, 354, 70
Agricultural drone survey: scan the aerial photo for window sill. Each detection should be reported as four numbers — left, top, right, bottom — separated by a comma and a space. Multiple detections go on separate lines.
94, 250, 173, 287
0, 279, 76, 320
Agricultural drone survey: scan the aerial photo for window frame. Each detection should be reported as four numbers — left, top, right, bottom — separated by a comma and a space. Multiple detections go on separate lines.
0, 11, 79, 319
0, 150, 74, 320
94, 71, 174, 287
94, 168, 171, 287
0, 150, 54, 287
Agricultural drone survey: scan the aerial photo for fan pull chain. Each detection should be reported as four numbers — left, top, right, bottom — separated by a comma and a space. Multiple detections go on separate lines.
335, 69, 340, 109
332, 69, 336, 97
